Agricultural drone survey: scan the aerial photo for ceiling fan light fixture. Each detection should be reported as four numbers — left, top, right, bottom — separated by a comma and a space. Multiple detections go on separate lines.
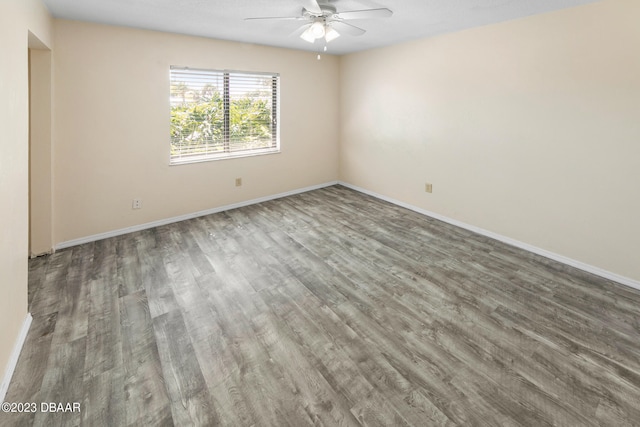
310, 20, 325, 38
324, 25, 340, 42
300, 26, 317, 43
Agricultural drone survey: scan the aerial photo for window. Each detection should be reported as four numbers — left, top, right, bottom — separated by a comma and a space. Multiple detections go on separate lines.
169, 67, 280, 164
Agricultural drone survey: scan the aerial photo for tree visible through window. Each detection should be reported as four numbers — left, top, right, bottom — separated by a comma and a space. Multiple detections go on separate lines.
170, 67, 280, 164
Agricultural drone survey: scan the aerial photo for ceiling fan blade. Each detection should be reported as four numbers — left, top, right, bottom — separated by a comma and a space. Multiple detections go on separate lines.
301, 0, 322, 14
331, 21, 366, 36
245, 16, 304, 21
336, 8, 393, 20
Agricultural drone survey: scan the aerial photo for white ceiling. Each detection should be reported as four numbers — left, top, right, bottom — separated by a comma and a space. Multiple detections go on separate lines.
41, 0, 602, 55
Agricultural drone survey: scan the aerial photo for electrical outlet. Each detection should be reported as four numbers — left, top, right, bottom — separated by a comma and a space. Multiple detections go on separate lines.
235, 177, 242, 187
425, 183, 433, 193
132, 199, 142, 209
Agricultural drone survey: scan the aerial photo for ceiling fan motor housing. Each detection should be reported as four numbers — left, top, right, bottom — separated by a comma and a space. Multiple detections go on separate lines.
303, 3, 337, 19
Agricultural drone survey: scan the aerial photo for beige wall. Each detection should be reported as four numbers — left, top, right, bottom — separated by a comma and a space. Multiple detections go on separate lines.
0, 0, 52, 389
340, 0, 640, 282
52, 21, 340, 244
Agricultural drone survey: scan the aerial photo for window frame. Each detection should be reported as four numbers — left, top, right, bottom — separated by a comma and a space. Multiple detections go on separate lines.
169, 66, 281, 165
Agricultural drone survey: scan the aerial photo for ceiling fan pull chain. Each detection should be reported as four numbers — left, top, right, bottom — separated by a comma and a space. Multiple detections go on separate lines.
318, 41, 329, 60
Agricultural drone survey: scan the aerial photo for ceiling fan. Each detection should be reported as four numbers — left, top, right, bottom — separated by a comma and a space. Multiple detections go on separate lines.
245, 0, 393, 45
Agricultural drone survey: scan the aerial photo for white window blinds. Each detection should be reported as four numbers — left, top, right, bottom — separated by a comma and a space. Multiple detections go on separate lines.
170, 67, 280, 164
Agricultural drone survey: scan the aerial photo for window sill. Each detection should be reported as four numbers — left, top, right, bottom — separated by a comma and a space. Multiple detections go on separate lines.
170, 147, 281, 166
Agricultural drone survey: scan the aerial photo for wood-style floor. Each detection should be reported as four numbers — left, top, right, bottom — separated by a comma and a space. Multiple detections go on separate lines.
4, 185, 640, 426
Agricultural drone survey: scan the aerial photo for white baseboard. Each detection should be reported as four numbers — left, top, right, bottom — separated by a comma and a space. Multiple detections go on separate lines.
55, 181, 339, 250
0, 313, 32, 403
338, 181, 640, 292
52, 179, 640, 291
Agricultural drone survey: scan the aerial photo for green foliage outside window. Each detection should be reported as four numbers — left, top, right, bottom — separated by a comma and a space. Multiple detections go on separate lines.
170, 78, 275, 160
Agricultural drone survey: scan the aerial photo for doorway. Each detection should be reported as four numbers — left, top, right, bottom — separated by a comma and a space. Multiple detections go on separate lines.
28, 32, 53, 256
